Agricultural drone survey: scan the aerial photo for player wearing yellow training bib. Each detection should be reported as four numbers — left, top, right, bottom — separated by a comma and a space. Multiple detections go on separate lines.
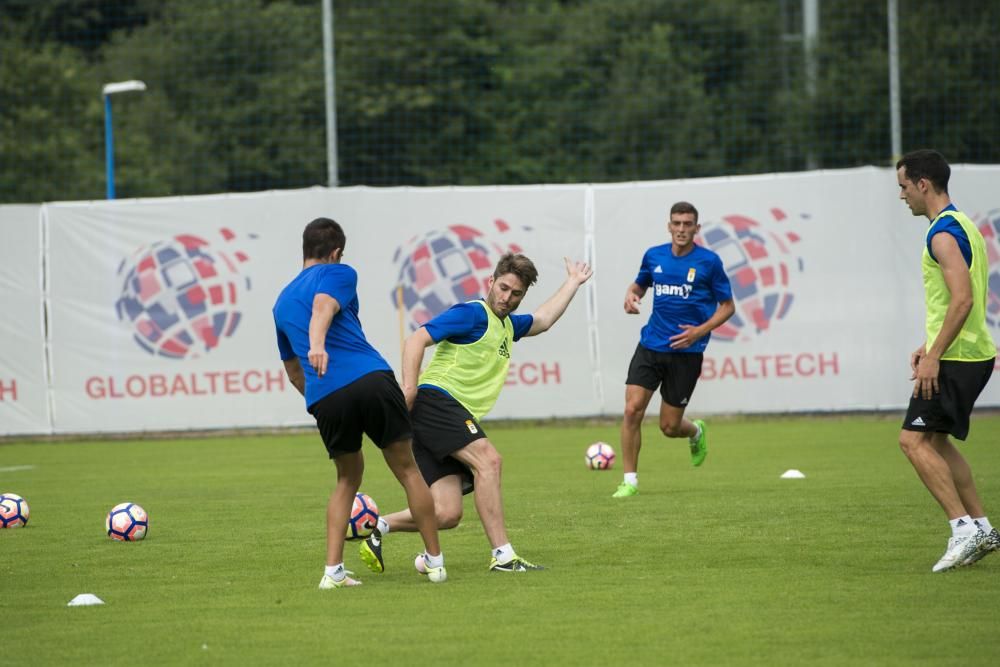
895, 149, 998, 572
359, 253, 593, 576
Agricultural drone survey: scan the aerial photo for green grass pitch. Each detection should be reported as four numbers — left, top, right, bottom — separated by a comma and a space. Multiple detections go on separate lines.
2, 415, 999, 666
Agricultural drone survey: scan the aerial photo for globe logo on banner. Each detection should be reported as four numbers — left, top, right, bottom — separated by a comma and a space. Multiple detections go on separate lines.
697, 209, 806, 342
115, 228, 253, 359
975, 208, 1000, 343
390, 220, 527, 331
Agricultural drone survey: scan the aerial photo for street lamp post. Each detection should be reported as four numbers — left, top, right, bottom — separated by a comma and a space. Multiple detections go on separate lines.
102, 80, 147, 199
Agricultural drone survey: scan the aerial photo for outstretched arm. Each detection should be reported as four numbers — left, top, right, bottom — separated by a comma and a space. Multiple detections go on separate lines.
525, 258, 593, 336
401, 327, 435, 409
668, 299, 736, 349
308, 293, 341, 377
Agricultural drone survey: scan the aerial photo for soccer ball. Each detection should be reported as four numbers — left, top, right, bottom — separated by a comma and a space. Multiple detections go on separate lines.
0, 492, 30, 528
106, 502, 148, 541
346, 493, 379, 540
585, 442, 615, 470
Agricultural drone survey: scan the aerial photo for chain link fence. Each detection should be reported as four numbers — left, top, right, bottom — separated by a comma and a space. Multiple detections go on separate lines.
2, 0, 997, 203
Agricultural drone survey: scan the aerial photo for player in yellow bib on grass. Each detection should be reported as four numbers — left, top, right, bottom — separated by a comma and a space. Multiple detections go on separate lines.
361, 253, 592, 574
895, 149, 999, 572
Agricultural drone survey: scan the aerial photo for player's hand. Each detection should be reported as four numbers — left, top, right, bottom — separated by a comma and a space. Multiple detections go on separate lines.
308, 347, 328, 377
564, 257, 593, 285
909, 345, 925, 377
668, 324, 703, 349
624, 292, 641, 314
912, 354, 940, 399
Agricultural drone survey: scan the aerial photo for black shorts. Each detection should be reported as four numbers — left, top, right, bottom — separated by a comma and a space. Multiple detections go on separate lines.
307, 370, 412, 458
902, 358, 993, 441
625, 343, 703, 408
411, 387, 484, 495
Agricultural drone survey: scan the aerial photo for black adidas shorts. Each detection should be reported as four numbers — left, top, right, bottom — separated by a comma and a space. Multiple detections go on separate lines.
410, 387, 484, 495
307, 370, 412, 458
901, 358, 993, 441
625, 343, 703, 408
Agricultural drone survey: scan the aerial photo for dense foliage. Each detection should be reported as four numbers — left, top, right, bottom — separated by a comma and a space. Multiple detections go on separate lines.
2, 0, 997, 202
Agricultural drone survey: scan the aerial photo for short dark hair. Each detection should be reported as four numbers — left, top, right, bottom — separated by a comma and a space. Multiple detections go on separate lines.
670, 201, 699, 222
493, 252, 538, 288
302, 217, 346, 261
896, 149, 950, 194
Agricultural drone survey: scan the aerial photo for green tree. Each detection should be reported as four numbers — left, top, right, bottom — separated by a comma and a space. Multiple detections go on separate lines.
98, 0, 326, 196
3, 0, 999, 203
0, 34, 103, 202
335, 0, 503, 185
0, 0, 157, 54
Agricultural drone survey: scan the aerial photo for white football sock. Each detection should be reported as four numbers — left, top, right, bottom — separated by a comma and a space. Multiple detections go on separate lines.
492, 543, 515, 564
376, 517, 390, 535
973, 516, 993, 533
425, 552, 444, 568
624, 472, 638, 488
949, 515, 975, 537
325, 563, 345, 581
690, 423, 702, 443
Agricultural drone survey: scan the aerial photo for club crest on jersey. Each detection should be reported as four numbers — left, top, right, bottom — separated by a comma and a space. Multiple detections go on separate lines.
465, 420, 479, 434
687, 268, 696, 282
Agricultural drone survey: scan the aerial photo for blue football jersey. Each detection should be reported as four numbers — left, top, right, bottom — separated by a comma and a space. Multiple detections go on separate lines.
634, 243, 732, 353
273, 263, 390, 408
926, 204, 972, 267
424, 301, 533, 344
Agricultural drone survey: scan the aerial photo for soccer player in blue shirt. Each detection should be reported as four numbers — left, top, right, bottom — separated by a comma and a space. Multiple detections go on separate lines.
613, 201, 735, 498
273, 218, 444, 589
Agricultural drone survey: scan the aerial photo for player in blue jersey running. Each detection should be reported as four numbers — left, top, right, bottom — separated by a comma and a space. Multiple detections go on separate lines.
273, 217, 444, 589
895, 150, 998, 571
613, 201, 735, 498
360, 252, 593, 574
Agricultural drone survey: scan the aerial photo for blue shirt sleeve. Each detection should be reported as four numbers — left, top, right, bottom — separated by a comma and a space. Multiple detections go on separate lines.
635, 249, 653, 288
316, 264, 358, 310
709, 253, 733, 301
424, 302, 488, 344
275, 325, 294, 360
927, 214, 972, 268
510, 313, 533, 341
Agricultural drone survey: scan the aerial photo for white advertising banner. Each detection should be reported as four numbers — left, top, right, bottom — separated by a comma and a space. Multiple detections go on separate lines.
0, 205, 50, 435
593, 166, 1000, 416
44, 189, 332, 433
43, 185, 593, 433
20, 165, 1000, 434
332, 185, 595, 420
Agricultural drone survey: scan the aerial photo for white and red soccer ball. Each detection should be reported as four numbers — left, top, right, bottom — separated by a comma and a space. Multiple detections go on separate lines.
585, 442, 615, 470
106, 502, 148, 541
346, 492, 379, 540
0, 492, 30, 528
